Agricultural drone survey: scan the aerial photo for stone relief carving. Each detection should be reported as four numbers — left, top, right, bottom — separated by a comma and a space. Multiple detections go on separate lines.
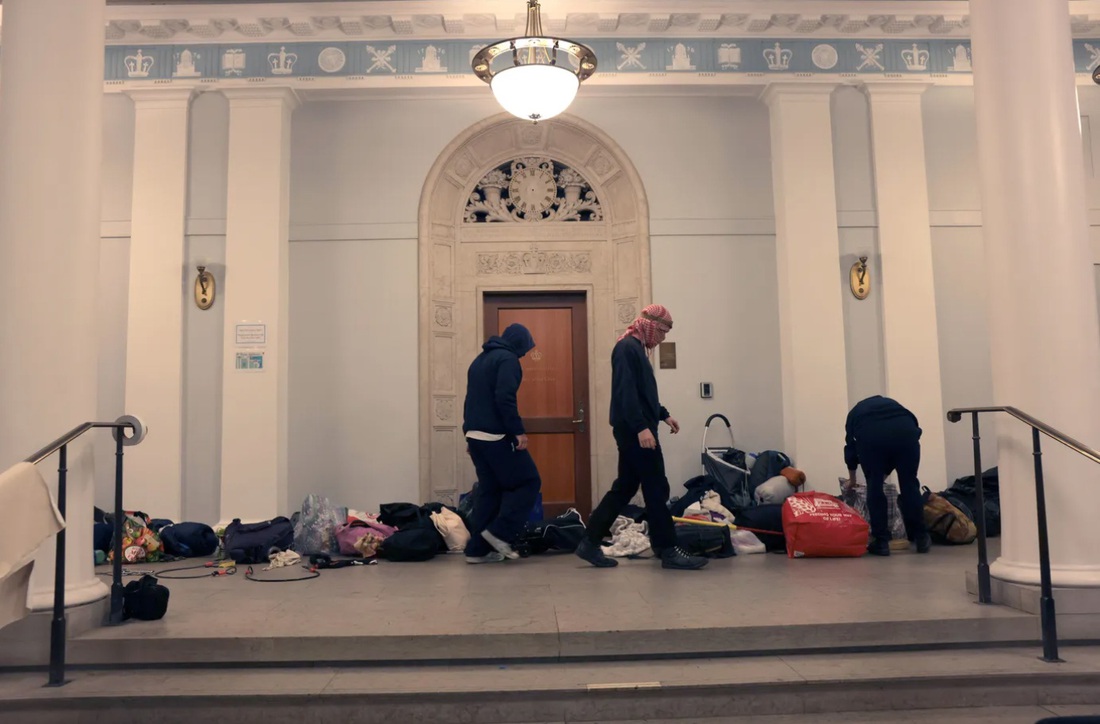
433, 305, 453, 328
434, 397, 455, 422
464, 157, 603, 223
476, 245, 592, 276
617, 302, 636, 324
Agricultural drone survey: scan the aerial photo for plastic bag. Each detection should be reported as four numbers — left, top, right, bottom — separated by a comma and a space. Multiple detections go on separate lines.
730, 528, 766, 555
293, 494, 346, 554
782, 492, 869, 558
838, 477, 906, 541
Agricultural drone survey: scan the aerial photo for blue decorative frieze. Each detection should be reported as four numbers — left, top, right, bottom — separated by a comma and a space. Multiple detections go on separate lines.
98, 39, 1100, 81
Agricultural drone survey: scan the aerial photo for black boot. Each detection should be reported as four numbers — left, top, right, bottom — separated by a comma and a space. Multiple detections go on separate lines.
915, 532, 932, 554
575, 538, 618, 568
867, 538, 891, 556
660, 546, 708, 570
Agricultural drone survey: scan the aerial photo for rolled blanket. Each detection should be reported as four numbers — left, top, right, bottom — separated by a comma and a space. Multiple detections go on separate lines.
780, 467, 806, 488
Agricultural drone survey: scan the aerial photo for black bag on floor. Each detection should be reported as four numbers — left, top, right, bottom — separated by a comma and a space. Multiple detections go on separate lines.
159, 522, 219, 558
675, 524, 735, 558
379, 502, 423, 529
380, 527, 440, 562
733, 504, 786, 552
223, 517, 294, 564
123, 575, 170, 621
516, 509, 586, 556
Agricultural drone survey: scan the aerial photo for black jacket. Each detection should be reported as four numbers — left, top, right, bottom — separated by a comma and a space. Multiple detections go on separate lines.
844, 395, 921, 469
609, 335, 669, 435
462, 324, 536, 437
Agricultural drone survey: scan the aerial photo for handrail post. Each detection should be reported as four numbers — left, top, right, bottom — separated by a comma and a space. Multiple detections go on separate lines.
971, 412, 992, 604
1031, 427, 1061, 662
109, 431, 125, 624
46, 445, 68, 687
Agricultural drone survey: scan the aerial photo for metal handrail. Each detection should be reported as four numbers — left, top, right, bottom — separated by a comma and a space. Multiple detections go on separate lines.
20, 416, 144, 687
946, 405, 1091, 663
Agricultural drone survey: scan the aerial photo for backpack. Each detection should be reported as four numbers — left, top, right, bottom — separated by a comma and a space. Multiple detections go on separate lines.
122, 575, 170, 621
922, 488, 977, 545
223, 517, 295, 563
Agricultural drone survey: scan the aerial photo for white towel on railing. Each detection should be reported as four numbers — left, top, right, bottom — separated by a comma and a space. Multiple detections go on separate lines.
0, 462, 65, 629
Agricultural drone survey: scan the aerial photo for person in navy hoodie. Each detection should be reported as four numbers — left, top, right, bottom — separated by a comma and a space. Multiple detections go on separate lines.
843, 395, 931, 556
462, 323, 542, 563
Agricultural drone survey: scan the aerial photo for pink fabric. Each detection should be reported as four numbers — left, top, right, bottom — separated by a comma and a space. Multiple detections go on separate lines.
619, 303, 673, 349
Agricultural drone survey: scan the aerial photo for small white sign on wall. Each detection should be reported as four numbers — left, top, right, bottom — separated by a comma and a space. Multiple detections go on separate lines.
235, 323, 267, 346
235, 351, 265, 372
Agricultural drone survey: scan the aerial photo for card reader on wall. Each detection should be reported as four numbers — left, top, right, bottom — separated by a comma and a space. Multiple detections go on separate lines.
700, 382, 713, 399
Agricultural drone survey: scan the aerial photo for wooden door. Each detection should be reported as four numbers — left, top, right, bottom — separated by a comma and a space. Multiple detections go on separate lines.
483, 292, 591, 520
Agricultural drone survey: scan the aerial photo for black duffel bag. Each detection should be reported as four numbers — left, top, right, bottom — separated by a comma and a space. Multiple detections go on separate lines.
223, 517, 294, 564
674, 524, 735, 558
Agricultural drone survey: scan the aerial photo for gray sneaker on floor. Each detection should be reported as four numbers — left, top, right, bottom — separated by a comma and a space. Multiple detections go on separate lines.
465, 551, 506, 564
575, 538, 618, 567
481, 529, 520, 559
660, 546, 709, 570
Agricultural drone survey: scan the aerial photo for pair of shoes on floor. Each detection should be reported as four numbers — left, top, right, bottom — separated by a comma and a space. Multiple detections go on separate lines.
465, 551, 506, 564
575, 538, 618, 567
659, 546, 708, 570
480, 529, 520, 560
867, 538, 891, 556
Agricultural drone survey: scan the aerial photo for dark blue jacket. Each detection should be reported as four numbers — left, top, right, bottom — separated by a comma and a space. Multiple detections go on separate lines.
462, 324, 536, 437
610, 335, 669, 435
844, 395, 921, 469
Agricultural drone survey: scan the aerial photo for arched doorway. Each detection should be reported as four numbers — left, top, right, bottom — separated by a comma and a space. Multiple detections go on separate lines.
417, 113, 651, 508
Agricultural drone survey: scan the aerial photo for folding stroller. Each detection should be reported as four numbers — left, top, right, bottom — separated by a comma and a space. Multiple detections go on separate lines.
701, 413, 753, 510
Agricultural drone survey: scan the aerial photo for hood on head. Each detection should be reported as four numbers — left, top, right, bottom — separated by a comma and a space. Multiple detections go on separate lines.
484, 323, 536, 357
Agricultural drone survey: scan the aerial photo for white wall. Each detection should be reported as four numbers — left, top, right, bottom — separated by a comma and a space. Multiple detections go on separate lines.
287, 239, 419, 512
652, 235, 783, 489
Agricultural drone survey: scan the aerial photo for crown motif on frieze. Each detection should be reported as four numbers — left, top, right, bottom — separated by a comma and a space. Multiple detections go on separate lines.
268, 46, 297, 75
124, 49, 154, 78
764, 42, 792, 71
901, 44, 930, 71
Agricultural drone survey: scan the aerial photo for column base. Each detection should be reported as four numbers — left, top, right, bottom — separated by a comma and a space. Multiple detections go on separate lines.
27, 577, 108, 612
990, 558, 1100, 588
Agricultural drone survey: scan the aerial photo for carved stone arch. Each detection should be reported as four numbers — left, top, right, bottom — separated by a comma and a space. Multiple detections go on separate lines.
417, 113, 651, 505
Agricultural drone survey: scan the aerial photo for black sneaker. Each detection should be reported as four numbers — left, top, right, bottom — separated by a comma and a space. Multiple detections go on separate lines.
867, 538, 891, 556
915, 532, 932, 554
575, 538, 618, 568
660, 546, 708, 570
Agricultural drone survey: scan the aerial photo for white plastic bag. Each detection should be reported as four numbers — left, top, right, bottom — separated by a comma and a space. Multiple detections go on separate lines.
731, 529, 766, 555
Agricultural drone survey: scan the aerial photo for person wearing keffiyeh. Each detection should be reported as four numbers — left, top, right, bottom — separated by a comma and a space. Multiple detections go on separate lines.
575, 304, 708, 570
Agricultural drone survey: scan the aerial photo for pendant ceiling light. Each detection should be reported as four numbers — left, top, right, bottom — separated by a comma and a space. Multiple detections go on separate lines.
472, 0, 597, 123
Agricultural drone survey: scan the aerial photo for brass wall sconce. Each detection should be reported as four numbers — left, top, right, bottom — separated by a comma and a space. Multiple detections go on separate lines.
849, 256, 870, 300
195, 266, 216, 310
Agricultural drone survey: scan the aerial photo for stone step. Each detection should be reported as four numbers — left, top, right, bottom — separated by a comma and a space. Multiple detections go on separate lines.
1, 646, 1099, 724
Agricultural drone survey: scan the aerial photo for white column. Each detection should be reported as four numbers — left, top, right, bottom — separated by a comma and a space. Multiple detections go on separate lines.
123, 89, 194, 521
0, 0, 108, 607
219, 89, 298, 522
971, 0, 1100, 585
761, 84, 850, 487
864, 83, 948, 489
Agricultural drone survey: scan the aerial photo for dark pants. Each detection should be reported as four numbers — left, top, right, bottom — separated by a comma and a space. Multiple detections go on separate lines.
586, 428, 677, 552
464, 438, 542, 557
857, 423, 926, 543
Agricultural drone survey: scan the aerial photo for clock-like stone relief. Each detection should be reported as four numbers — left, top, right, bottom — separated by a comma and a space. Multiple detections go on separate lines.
465, 157, 603, 223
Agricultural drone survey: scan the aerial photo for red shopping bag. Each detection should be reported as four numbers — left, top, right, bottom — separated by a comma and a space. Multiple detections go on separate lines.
782, 491, 869, 558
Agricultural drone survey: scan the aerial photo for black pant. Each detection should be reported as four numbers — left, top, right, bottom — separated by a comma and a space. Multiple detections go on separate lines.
857, 422, 926, 543
586, 427, 677, 552
464, 438, 542, 557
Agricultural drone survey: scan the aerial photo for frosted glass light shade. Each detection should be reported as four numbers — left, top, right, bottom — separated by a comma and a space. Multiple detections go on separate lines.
490, 63, 580, 122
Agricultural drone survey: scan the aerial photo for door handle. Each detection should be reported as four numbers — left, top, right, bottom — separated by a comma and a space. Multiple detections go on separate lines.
572, 405, 585, 424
